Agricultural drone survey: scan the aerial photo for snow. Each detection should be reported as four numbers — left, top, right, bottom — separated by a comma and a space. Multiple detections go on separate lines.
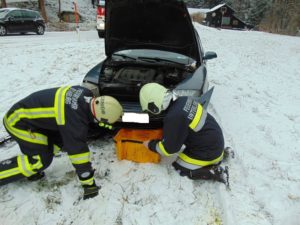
188, 8, 210, 14
0, 24, 300, 225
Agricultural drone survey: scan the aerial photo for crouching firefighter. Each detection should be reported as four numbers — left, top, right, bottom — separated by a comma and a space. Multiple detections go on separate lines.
0, 85, 123, 199
140, 83, 228, 184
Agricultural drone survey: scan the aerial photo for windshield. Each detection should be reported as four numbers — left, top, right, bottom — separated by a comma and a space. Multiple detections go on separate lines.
0, 9, 9, 19
114, 49, 196, 65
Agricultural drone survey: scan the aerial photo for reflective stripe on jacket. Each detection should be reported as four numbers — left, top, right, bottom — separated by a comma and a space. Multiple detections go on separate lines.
3, 86, 95, 174
148, 96, 224, 162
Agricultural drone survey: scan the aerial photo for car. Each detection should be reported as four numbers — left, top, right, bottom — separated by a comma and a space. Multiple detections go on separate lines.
0, 8, 45, 36
82, 0, 217, 129
96, 0, 105, 38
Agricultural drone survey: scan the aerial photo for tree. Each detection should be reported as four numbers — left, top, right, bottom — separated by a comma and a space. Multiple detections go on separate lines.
1, 0, 7, 8
261, 0, 300, 35
38, 0, 48, 22
247, 0, 271, 27
58, 0, 61, 22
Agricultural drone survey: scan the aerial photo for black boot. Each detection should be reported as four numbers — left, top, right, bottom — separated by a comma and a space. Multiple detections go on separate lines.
191, 165, 230, 188
0, 157, 26, 186
27, 171, 45, 181
173, 162, 230, 188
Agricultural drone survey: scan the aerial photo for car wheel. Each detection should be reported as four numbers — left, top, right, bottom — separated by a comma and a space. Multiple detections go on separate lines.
0, 25, 7, 36
36, 25, 45, 35
98, 30, 105, 38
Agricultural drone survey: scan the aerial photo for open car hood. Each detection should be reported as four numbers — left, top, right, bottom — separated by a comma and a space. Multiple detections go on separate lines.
105, 0, 200, 62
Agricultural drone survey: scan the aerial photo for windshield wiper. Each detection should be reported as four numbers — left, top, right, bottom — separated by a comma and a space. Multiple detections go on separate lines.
112, 53, 137, 61
138, 56, 185, 66
138, 56, 196, 71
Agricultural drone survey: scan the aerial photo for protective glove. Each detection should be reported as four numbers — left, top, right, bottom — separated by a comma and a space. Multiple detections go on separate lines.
83, 181, 100, 200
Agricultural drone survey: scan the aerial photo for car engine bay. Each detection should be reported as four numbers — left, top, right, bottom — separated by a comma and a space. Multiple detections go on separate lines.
99, 64, 191, 101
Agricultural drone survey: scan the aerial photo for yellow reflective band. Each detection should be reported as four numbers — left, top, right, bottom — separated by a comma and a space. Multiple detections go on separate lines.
189, 104, 203, 130
178, 152, 224, 167
69, 152, 90, 165
80, 177, 94, 186
99, 122, 112, 130
54, 86, 71, 125
32, 155, 43, 170
7, 107, 55, 126
0, 168, 21, 179
53, 144, 61, 155
17, 155, 36, 177
4, 116, 48, 145
158, 141, 171, 156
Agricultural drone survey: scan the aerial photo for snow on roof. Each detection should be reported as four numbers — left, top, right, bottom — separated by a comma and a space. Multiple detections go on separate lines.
209, 3, 226, 12
188, 8, 210, 14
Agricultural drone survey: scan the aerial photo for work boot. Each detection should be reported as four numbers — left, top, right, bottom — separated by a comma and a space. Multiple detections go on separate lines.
27, 171, 45, 181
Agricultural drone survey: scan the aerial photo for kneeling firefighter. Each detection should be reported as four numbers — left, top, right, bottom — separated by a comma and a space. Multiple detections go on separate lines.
0, 85, 123, 199
140, 83, 227, 183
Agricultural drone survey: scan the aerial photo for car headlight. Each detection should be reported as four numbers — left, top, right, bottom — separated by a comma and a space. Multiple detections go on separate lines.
172, 89, 200, 97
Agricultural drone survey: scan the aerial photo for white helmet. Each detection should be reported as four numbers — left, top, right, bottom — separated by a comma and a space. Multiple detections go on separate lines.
90, 96, 123, 124
139, 83, 170, 115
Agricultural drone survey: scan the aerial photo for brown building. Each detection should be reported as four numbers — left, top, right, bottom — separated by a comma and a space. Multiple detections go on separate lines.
204, 3, 249, 30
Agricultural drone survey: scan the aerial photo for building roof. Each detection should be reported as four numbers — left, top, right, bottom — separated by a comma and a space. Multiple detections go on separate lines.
208, 3, 226, 12
188, 8, 210, 14
208, 3, 236, 13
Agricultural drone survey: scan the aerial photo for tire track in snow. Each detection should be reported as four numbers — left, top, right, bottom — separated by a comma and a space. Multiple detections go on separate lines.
209, 102, 275, 225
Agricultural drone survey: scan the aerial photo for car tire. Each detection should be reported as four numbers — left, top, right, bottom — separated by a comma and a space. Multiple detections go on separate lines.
0, 25, 7, 36
36, 25, 45, 35
98, 30, 105, 38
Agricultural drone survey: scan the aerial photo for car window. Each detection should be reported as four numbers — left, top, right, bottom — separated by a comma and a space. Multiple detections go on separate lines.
8, 10, 23, 19
116, 49, 195, 65
22, 10, 38, 19
0, 9, 9, 19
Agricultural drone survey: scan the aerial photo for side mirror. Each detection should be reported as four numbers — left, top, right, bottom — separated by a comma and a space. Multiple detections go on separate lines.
203, 51, 217, 60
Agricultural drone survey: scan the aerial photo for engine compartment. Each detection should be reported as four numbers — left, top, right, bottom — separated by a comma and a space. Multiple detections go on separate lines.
99, 64, 191, 101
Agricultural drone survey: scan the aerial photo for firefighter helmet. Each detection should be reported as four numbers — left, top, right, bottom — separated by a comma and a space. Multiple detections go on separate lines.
139, 83, 168, 115
91, 96, 123, 124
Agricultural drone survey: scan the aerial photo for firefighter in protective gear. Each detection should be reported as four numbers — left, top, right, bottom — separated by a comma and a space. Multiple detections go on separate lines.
0, 86, 123, 200
140, 83, 226, 182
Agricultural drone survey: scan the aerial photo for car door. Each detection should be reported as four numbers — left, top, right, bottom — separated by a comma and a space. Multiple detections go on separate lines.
21, 10, 34, 32
6, 10, 24, 33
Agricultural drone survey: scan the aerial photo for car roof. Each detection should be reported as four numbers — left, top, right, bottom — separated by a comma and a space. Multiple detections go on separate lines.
0, 8, 18, 11
0, 8, 39, 12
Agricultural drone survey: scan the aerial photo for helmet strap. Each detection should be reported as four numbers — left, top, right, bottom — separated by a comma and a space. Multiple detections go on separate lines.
148, 102, 159, 114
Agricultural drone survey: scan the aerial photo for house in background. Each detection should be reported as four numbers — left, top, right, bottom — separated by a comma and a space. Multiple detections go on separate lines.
203, 3, 249, 30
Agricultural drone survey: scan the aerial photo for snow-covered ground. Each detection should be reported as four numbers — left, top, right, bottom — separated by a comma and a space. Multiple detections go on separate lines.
0, 25, 299, 225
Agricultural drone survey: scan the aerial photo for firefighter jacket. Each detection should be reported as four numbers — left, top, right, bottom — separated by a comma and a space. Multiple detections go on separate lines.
148, 96, 224, 166
3, 86, 96, 185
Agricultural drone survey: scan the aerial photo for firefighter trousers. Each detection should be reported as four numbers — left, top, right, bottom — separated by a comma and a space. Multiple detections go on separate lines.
0, 131, 62, 186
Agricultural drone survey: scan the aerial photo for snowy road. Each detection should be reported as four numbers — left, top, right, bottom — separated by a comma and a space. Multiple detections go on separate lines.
0, 27, 300, 225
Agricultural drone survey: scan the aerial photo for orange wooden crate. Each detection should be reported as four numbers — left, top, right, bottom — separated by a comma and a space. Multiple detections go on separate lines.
113, 129, 162, 163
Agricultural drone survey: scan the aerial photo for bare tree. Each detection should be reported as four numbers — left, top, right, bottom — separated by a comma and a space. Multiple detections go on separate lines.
38, 0, 48, 23
1, 0, 7, 8
58, 0, 61, 22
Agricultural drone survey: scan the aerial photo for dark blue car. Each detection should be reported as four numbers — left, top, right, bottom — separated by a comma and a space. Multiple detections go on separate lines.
82, 0, 217, 128
0, 8, 45, 36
